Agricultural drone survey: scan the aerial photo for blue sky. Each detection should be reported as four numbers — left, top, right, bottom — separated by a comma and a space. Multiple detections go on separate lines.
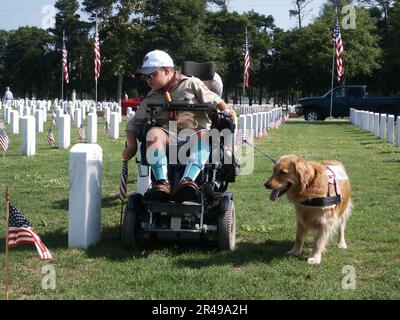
0, 0, 326, 31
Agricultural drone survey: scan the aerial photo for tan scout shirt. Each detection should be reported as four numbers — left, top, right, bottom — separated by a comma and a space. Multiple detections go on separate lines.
126, 74, 223, 134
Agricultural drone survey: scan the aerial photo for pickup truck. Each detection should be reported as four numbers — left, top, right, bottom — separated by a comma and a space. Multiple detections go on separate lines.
295, 85, 400, 121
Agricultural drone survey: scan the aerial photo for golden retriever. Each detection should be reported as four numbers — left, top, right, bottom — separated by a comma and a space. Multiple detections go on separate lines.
264, 155, 352, 264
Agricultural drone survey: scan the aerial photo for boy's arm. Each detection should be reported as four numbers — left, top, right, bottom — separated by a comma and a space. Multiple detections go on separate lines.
191, 77, 236, 120
123, 102, 148, 161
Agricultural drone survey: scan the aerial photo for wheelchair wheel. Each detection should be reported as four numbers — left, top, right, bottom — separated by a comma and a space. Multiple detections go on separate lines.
122, 194, 143, 249
218, 200, 236, 251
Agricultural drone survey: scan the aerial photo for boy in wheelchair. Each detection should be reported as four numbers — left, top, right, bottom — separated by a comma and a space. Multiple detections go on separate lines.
123, 50, 237, 203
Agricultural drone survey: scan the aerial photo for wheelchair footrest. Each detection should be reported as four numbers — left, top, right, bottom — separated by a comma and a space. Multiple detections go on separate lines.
143, 200, 203, 215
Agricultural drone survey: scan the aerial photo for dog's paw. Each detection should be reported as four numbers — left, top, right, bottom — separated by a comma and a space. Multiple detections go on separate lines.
337, 242, 348, 249
287, 248, 302, 256
307, 256, 321, 265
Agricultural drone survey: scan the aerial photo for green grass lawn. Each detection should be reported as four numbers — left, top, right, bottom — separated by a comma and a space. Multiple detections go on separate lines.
1, 116, 399, 300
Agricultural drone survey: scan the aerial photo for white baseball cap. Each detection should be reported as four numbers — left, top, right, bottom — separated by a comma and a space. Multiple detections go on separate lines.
135, 50, 174, 76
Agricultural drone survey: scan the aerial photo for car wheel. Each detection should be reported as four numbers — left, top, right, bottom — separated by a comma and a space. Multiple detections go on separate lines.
305, 110, 320, 121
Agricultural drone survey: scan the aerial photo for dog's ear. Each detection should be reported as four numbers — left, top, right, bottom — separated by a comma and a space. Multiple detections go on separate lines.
294, 158, 314, 190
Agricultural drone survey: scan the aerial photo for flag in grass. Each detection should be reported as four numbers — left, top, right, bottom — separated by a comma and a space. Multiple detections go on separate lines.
119, 161, 128, 202
104, 120, 110, 136
8, 204, 53, 260
0, 128, 9, 152
47, 127, 55, 146
77, 123, 85, 140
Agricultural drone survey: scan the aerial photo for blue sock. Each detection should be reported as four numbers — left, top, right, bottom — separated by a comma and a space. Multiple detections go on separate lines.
147, 148, 168, 181
182, 138, 210, 181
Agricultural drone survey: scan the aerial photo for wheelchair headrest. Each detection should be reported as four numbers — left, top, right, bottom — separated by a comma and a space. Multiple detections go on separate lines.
182, 61, 216, 81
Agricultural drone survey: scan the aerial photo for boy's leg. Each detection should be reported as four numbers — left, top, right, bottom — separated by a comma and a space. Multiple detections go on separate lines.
172, 131, 210, 202
181, 132, 210, 182
146, 127, 170, 200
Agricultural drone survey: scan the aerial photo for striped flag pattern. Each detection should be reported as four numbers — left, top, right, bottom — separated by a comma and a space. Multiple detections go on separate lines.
47, 127, 55, 146
0, 127, 9, 152
333, 17, 344, 82
62, 36, 69, 84
94, 24, 101, 81
8, 204, 53, 260
243, 28, 250, 88
104, 120, 110, 136
119, 161, 128, 202
77, 123, 86, 140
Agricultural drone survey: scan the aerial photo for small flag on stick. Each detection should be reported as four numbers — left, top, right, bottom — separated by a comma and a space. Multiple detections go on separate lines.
119, 161, 128, 202
47, 127, 55, 146
77, 123, 86, 140
8, 203, 53, 260
0, 127, 9, 152
104, 120, 110, 136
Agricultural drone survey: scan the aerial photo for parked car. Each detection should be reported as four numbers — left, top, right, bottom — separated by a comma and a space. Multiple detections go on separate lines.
295, 85, 400, 121
121, 97, 143, 115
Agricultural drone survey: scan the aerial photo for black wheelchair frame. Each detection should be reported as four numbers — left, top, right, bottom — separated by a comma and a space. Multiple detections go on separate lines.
121, 103, 238, 251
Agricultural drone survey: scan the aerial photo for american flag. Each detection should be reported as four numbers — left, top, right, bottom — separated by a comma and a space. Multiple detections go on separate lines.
0, 127, 9, 152
243, 28, 250, 88
94, 23, 101, 81
333, 17, 345, 82
104, 120, 110, 136
77, 123, 86, 140
62, 36, 69, 84
8, 204, 53, 260
47, 127, 55, 146
119, 161, 128, 202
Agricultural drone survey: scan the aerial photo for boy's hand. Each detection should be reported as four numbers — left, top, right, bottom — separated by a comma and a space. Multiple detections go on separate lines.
224, 108, 237, 121
122, 146, 135, 162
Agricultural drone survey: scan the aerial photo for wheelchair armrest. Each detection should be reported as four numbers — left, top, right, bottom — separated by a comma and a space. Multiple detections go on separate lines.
146, 103, 218, 114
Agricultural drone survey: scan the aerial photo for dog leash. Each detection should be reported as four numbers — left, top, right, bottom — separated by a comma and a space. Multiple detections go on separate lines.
242, 139, 276, 164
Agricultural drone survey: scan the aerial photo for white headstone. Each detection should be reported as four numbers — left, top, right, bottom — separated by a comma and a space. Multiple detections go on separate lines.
369, 112, 374, 133
58, 115, 71, 149
252, 113, 259, 138
387, 115, 394, 144
21, 116, 36, 156
24, 107, 30, 117
374, 113, 380, 137
35, 110, 44, 133
127, 111, 135, 120
117, 106, 122, 123
42, 107, 47, 123
74, 108, 82, 128
239, 115, 246, 140
379, 114, 387, 140
68, 143, 102, 249
88, 113, 97, 144
246, 114, 253, 139
396, 116, 400, 147
10, 110, 19, 134
110, 112, 119, 139
81, 105, 86, 120
5, 106, 11, 124
104, 107, 111, 124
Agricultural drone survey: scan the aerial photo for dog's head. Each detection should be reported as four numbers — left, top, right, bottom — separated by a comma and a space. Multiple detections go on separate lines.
264, 155, 314, 201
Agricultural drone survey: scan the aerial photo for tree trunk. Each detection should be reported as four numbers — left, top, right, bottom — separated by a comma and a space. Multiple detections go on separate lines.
117, 75, 123, 105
